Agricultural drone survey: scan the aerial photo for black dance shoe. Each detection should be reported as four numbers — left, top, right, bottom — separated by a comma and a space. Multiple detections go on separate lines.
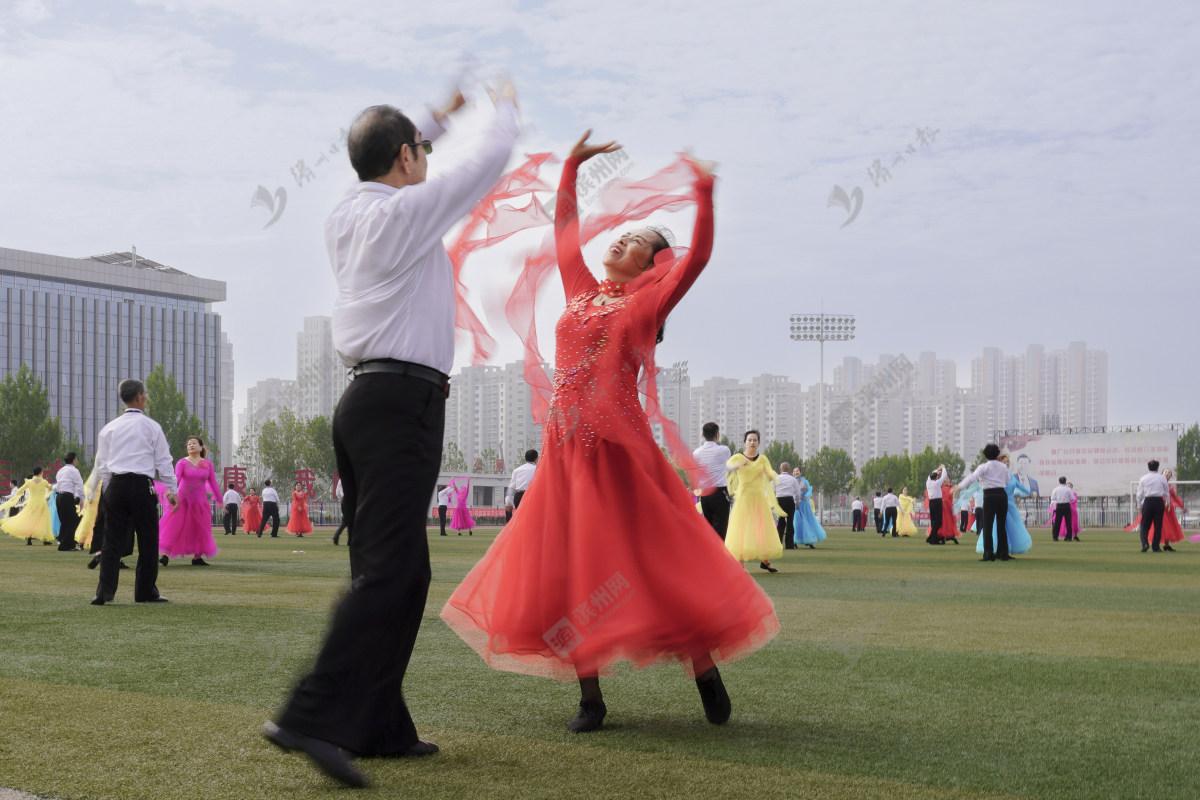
87, 555, 100, 570
950, 538, 959, 545
402, 740, 440, 757
90, 593, 114, 605
136, 596, 169, 603
1164, 544, 1175, 552
159, 555, 169, 567
806, 544, 816, 550
262, 721, 369, 788
759, 561, 778, 573
999, 555, 1014, 561
696, 667, 732, 725
1141, 545, 1149, 552
191, 558, 209, 566
1152, 546, 1162, 552
567, 700, 607, 733
119, 561, 130, 569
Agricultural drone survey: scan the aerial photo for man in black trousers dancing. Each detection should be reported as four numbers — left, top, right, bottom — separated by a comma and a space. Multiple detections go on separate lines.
1136, 459, 1171, 553
956, 444, 1011, 562
86, 379, 178, 604
263, 82, 519, 788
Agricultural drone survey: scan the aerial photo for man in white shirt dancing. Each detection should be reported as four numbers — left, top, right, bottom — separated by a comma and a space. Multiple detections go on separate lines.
506, 449, 538, 517
925, 467, 947, 545
956, 444, 1011, 561
54, 452, 85, 551
774, 463, 801, 549
436, 484, 453, 536
222, 484, 242, 536
264, 83, 519, 788
1049, 477, 1073, 542
881, 488, 899, 537
259, 480, 281, 538
86, 379, 178, 604
692, 422, 732, 540
1135, 459, 1171, 553
851, 497, 865, 531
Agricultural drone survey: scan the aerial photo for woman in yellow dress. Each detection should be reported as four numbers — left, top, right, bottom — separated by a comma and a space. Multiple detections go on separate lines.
725, 430, 784, 572
1, 467, 56, 544
75, 477, 103, 551
897, 487, 919, 537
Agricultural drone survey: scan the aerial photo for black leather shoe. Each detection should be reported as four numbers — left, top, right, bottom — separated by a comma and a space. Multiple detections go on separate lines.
137, 596, 169, 603
759, 561, 778, 573
1152, 547, 1162, 552
1141, 545, 1149, 552
696, 667, 732, 725
567, 700, 607, 733
90, 594, 114, 605
403, 740, 439, 757
1164, 544, 1175, 552
999, 555, 1014, 561
263, 721, 369, 788
950, 539, 959, 544
159, 555, 169, 566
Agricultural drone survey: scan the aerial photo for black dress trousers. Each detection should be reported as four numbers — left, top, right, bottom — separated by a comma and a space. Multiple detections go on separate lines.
277, 372, 444, 756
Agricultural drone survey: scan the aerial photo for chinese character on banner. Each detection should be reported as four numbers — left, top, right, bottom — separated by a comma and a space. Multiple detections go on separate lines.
294, 468, 316, 496
223, 466, 247, 493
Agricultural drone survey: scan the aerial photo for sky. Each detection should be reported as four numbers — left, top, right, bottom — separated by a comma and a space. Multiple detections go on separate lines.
1, 0, 1197, 428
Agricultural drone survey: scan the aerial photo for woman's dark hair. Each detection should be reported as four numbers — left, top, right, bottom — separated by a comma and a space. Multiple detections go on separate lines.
348, 104, 417, 182
187, 435, 207, 458
32, 466, 42, 476
743, 429, 760, 442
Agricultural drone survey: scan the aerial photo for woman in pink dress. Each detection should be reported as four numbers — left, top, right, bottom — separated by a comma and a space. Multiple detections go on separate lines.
443, 134, 778, 733
448, 476, 475, 535
159, 436, 221, 567
286, 483, 313, 537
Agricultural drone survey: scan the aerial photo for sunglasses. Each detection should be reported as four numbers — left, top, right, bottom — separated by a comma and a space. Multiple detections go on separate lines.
400, 139, 433, 158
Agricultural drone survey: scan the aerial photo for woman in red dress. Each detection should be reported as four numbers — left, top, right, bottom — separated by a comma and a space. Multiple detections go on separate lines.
242, 488, 263, 535
940, 480, 961, 543
443, 133, 779, 733
286, 483, 313, 537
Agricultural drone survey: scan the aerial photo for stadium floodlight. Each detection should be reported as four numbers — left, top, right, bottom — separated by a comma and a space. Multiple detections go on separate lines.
789, 313, 857, 455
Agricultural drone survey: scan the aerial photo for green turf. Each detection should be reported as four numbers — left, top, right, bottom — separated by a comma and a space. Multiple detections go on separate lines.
1, 527, 1197, 799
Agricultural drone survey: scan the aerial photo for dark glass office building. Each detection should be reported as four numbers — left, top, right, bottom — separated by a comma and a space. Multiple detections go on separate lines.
0, 246, 227, 460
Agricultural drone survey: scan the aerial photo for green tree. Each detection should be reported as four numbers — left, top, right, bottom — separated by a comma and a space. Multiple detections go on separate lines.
442, 441, 468, 473
858, 452, 912, 495
0, 365, 64, 477
806, 447, 856, 497
59, 431, 93, 477
764, 440, 801, 472
909, 446, 966, 488
257, 410, 308, 483
302, 416, 337, 486
145, 364, 211, 461
479, 448, 500, 474
1177, 424, 1200, 481
719, 434, 740, 454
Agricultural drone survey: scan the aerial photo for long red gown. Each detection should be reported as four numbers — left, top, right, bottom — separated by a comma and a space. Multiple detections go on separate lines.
242, 495, 263, 534
940, 483, 960, 540
442, 156, 779, 680
286, 490, 312, 535
1124, 488, 1186, 544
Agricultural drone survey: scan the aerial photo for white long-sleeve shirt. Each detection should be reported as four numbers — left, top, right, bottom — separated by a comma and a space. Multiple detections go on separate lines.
692, 441, 732, 490
87, 409, 177, 495
1050, 485, 1073, 504
1136, 472, 1170, 505
55, 464, 84, 499
958, 460, 1010, 491
223, 489, 242, 505
773, 473, 801, 502
506, 462, 537, 504
851, 499, 864, 511
329, 100, 520, 374
882, 492, 899, 509
925, 469, 946, 499
262, 487, 280, 504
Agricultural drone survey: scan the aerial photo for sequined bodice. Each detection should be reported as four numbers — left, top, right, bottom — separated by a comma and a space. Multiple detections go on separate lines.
177, 460, 213, 499
547, 289, 650, 447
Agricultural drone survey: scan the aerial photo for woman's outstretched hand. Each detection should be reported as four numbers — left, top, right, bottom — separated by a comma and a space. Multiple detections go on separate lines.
571, 129, 621, 163
684, 154, 717, 180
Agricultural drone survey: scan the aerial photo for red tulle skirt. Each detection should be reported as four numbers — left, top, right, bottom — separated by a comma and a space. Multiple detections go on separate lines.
243, 503, 262, 534
1125, 509, 1185, 543
287, 503, 312, 535
441, 434, 780, 681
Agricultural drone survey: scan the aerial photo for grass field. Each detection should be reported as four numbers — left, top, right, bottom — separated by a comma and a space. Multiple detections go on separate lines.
1, 526, 1197, 800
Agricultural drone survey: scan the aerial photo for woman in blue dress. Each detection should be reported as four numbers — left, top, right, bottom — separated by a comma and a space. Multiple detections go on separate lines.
976, 454, 1033, 556
792, 471, 827, 549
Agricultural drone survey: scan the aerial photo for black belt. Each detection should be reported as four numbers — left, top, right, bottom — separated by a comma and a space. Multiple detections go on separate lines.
983, 487, 1007, 494
350, 359, 450, 397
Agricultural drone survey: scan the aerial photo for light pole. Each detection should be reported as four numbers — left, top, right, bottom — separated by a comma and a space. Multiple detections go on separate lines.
790, 313, 856, 517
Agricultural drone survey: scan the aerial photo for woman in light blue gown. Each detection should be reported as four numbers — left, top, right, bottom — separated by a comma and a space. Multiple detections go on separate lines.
976, 456, 1033, 556
792, 473, 827, 548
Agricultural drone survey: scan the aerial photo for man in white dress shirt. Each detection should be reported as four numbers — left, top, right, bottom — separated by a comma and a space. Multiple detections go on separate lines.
692, 422, 732, 540
773, 463, 801, 549
265, 83, 520, 788
850, 497, 865, 531
436, 484, 453, 536
55, 452, 85, 551
881, 488, 899, 537
925, 467, 947, 545
872, 492, 884, 534
258, 480, 281, 538
1136, 459, 1171, 553
86, 379, 178, 604
956, 444, 1011, 561
506, 449, 538, 516
222, 484, 242, 536
1049, 477, 1073, 542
